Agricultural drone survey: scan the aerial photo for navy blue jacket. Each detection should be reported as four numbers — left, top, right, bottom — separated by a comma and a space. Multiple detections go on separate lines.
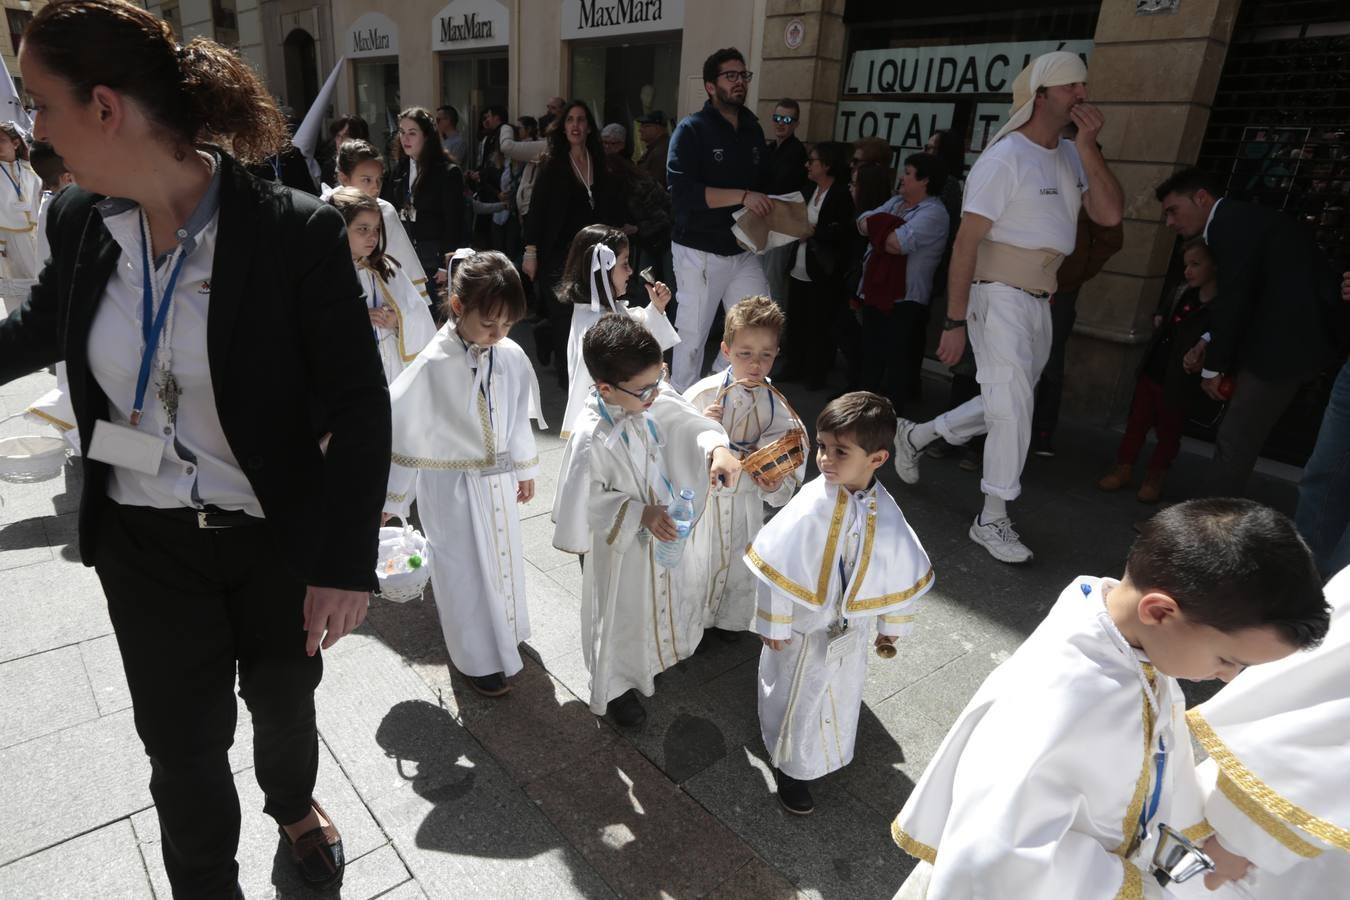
668, 100, 768, 256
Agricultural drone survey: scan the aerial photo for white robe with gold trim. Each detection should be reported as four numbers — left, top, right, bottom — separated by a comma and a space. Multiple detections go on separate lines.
0, 160, 42, 280
357, 259, 438, 385
680, 373, 802, 632
891, 578, 1205, 900
551, 386, 729, 714
746, 475, 933, 780
559, 301, 680, 439
1170, 567, 1350, 900
383, 325, 544, 679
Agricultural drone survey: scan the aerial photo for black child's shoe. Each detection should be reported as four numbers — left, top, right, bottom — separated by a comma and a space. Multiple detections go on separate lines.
773, 767, 815, 815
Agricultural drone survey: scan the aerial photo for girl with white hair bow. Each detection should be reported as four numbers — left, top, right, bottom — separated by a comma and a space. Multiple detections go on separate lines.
556, 224, 677, 438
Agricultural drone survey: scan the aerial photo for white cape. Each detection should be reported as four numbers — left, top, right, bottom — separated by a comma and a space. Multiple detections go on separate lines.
1171, 567, 1350, 898
559, 300, 679, 439
358, 260, 438, 385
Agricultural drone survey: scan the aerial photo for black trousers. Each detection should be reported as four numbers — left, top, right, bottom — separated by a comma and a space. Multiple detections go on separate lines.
1031, 288, 1080, 438
861, 302, 930, 416
94, 503, 322, 898
785, 276, 840, 383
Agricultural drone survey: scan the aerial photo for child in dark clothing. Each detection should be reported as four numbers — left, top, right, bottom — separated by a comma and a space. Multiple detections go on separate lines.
1099, 238, 1218, 502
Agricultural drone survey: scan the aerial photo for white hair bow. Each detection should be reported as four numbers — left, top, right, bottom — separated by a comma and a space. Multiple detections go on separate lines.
447, 246, 475, 281
589, 243, 617, 312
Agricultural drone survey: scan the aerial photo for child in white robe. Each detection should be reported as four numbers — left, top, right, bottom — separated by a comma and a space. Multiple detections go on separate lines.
747, 392, 933, 815
329, 187, 437, 385
552, 313, 741, 726
557, 224, 677, 439
383, 250, 544, 698
683, 296, 803, 637
328, 139, 429, 309
1168, 565, 1350, 899
891, 499, 1330, 900
0, 123, 43, 281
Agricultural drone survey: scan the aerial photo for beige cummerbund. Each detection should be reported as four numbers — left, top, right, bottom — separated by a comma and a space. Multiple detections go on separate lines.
973, 240, 1065, 296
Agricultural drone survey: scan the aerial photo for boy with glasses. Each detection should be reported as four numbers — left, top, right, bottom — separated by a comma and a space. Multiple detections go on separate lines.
552, 314, 742, 727
667, 47, 774, 389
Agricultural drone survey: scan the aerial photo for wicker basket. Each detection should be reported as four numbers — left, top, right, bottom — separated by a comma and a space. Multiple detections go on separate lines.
714, 378, 809, 480
374, 523, 432, 603
0, 432, 71, 484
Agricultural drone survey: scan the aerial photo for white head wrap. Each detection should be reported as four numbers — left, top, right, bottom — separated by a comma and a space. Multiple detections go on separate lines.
988, 51, 1089, 147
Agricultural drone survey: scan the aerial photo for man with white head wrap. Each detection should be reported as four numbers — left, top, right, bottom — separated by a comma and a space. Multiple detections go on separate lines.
889, 51, 1124, 564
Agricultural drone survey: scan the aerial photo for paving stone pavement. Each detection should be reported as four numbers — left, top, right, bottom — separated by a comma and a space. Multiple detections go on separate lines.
0, 339, 1298, 899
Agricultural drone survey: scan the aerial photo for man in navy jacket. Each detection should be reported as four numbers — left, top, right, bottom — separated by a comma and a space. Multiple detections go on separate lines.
668, 47, 772, 388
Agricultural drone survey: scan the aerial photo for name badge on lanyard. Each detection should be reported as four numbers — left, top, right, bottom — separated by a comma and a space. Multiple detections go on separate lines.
87, 212, 192, 476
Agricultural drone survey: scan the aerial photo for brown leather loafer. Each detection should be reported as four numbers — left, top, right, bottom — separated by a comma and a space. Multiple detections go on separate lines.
279, 798, 344, 888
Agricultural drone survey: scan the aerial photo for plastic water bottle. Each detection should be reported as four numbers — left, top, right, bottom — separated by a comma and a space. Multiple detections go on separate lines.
654, 488, 696, 568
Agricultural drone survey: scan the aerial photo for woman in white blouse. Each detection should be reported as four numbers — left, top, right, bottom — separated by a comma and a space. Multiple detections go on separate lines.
0, 1, 391, 893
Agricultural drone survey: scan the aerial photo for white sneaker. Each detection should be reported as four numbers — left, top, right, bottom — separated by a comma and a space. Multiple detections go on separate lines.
893, 420, 923, 485
968, 515, 1034, 564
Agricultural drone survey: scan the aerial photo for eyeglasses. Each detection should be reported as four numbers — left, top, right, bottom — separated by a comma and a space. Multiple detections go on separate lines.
612, 365, 668, 403
717, 70, 753, 84
772, 114, 796, 125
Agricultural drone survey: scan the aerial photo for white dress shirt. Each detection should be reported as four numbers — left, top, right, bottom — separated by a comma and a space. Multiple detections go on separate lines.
86, 157, 262, 516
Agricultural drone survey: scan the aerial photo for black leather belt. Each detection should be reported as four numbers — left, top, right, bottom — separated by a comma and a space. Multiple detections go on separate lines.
973, 280, 1051, 300
149, 506, 262, 530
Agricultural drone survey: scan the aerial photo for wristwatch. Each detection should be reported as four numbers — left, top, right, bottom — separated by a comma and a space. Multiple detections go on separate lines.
942, 317, 967, 331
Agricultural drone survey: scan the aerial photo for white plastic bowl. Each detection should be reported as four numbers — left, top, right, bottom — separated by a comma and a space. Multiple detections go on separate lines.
0, 434, 71, 483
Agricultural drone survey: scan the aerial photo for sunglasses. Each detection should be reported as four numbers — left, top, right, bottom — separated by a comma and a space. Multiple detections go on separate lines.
772, 114, 796, 125
612, 365, 668, 403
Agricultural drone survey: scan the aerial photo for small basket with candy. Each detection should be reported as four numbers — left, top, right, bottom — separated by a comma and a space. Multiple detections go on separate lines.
374, 521, 432, 603
714, 378, 809, 482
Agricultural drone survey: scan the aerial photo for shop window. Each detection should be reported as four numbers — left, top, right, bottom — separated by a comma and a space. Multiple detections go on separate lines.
354, 60, 402, 161
440, 53, 508, 167
571, 37, 681, 161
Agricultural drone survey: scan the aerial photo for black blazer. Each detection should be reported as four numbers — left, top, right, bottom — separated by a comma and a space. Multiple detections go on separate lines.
523, 155, 626, 280
382, 155, 466, 257
801, 182, 857, 286
1204, 199, 1338, 380
0, 153, 391, 591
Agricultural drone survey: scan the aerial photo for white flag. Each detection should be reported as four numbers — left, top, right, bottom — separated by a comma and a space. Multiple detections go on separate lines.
292, 56, 344, 184
0, 52, 32, 134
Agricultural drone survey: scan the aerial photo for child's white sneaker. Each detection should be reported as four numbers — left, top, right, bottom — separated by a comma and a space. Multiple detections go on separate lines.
893, 420, 924, 485
968, 515, 1034, 564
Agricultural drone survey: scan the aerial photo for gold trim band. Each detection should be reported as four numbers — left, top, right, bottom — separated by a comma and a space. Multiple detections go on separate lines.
1188, 711, 1346, 852
890, 819, 937, 864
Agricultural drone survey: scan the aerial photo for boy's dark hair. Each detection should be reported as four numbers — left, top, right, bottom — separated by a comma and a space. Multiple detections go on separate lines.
1154, 167, 1225, 203
436, 105, 459, 128
29, 140, 68, 190
775, 97, 800, 116
328, 114, 370, 142
816, 391, 897, 455
1127, 498, 1329, 648
446, 250, 528, 324
583, 313, 662, 388
703, 48, 746, 84
904, 152, 947, 196
1181, 236, 1213, 259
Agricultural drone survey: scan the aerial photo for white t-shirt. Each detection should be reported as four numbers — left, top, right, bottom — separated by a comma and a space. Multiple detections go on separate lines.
962, 133, 1087, 256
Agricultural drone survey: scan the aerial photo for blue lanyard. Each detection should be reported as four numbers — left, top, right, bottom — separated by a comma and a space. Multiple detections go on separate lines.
131, 214, 190, 423
1, 162, 20, 199
595, 394, 674, 499
1140, 736, 1167, 837
720, 370, 775, 454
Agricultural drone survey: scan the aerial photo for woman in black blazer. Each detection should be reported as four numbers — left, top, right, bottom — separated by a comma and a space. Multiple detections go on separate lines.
0, 1, 390, 892
382, 106, 465, 307
781, 141, 857, 389
521, 100, 627, 380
